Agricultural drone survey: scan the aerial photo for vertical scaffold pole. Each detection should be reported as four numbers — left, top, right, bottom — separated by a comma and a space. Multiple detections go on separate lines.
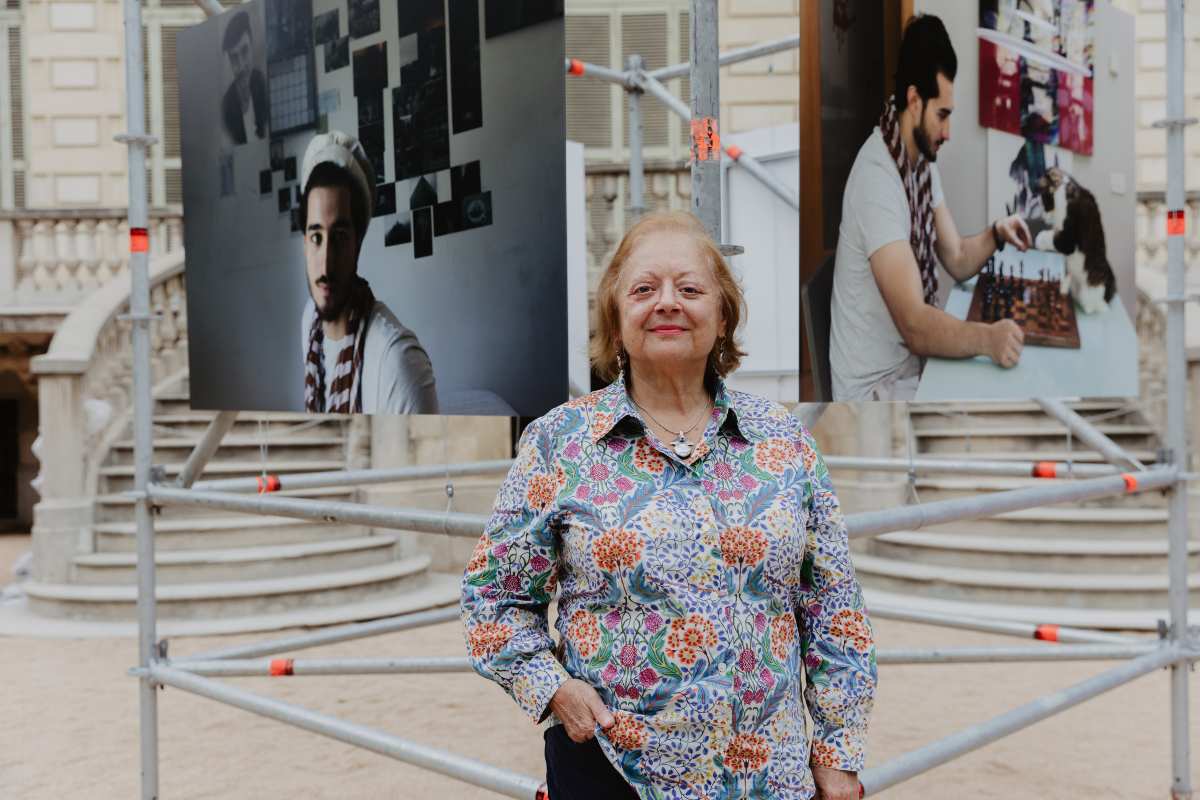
689, 0, 721, 241
627, 54, 646, 221
121, 0, 160, 795
1164, 1, 1193, 798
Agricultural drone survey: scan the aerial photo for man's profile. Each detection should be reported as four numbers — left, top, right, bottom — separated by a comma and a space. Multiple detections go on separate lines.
299, 131, 438, 414
828, 14, 1033, 402
221, 10, 268, 147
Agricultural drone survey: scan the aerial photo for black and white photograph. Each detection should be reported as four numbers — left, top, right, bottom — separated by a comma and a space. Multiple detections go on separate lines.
179, 0, 566, 416
348, 0, 380, 39
312, 8, 339, 46
324, 36, 349, 72
219, 6, 268, 147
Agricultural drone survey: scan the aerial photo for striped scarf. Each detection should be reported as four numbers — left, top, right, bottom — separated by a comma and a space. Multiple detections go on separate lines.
304, 278, 375, 413
879, 97, 939, 306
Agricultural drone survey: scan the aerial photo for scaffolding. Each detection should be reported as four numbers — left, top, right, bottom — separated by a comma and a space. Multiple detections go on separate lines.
112, 1, 1194, 798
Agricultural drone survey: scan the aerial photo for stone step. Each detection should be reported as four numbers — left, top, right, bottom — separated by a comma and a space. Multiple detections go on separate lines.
908, 449, 1161, 464
909, 407, 1145, 427
93, 515, 372, 552
74, 535, 399, 584
909, 476, 1171, 510
0, 575, 462, 638
913, 422, 1156, 438
145, 413, 346, 438
861, 586, 1193, 632
104, 435, 347, 466
98, 459, 347, 494
920, 505, 1169, 538
918, 432, 1159, 454
908, 400, 1132, 414
852, 552, 1200, 611
94, 485, 358, 523
866, 531, 1200, 574
24, 556, 432, 621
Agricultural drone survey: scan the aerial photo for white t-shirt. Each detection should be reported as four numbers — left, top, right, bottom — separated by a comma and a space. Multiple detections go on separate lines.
302, 298, 439, 414
829, 127, 944, 401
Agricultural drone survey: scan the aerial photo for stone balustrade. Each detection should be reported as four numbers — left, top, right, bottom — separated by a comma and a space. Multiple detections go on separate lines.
0, 209, 183, 308
1135, 191, 1200, 277
28, 251, 187, 582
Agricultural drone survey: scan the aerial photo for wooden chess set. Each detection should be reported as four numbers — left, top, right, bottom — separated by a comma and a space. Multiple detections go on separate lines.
966, 254, 1081, 349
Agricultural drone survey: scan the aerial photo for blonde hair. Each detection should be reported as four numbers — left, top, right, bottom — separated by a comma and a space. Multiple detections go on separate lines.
590, 210, 747, 383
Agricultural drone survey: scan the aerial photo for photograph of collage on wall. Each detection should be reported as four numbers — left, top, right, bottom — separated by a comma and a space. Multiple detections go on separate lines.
178, 0, 566, 416
978, 0, 1094, 154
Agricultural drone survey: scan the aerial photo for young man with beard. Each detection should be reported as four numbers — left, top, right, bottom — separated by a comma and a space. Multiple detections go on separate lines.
300, 131, 439, 414
829, 14, 1034, 402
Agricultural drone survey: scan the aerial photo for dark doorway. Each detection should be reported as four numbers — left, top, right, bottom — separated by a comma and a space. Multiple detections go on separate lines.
0, 399, 16, 520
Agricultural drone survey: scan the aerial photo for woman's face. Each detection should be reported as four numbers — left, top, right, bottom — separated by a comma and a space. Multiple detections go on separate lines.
616, 230, 725, 378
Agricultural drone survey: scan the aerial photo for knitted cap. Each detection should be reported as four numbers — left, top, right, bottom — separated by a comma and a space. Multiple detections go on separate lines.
300, 130, 375, 222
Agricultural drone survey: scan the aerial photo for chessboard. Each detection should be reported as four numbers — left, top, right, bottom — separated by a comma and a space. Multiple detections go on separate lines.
966, 255, 1081, 349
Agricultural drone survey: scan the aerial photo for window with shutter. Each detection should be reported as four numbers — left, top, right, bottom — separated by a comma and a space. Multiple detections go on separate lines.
621, 13, 669, 153
678, 10, 689, 149
566, 15, 612, 151
8, 25, 24, 207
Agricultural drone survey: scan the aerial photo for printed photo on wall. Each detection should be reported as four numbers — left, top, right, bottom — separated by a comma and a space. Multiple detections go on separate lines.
802, 2, 1132, 404
177, 0, 567, 417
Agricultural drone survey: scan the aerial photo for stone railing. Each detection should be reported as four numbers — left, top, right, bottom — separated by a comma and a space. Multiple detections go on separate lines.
1135, 191, 1200, 276
0, 209, 184, 309
28, 250, 187, 582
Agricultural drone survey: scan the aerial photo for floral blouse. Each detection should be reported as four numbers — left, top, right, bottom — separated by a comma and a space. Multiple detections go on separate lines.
460, 376, 876, 799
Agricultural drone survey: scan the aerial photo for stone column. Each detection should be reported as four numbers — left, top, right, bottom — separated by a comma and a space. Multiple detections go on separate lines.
29, 373, 92, 583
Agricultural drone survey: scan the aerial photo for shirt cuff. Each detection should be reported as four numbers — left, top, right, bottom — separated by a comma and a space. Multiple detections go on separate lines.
510, 650, 572, 724
811, 722, 869, 772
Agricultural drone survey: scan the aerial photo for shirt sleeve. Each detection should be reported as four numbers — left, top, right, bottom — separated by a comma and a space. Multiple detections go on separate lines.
460, 417, 571, 723
852, 163, 912, 261
379, 337, 439, 414
796, 424, 877, 772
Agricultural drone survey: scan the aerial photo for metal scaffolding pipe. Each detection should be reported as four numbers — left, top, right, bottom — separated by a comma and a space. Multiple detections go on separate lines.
192, 458, 513, 493
173, 411, 239, 489
860, 645, 1182, 795
148, 665, 544, 799
847, 467, 1177, 540
169, 656, 473, 677
192, 0, 223, 16
875, 643, 1157, 665
181, 605, 461, 661
1164, 2, 1194, 796
648, 33, 800, 81
626, 53, 646, 220
562, 58, 632, 87
168, 645, 1158, 676
689, 0, 721, 241
634, 71, 800, 212
1036, 398, 1145, 471
823, 455, 1117, 479
146, 485, 488, 537
868, 604, 1140, 645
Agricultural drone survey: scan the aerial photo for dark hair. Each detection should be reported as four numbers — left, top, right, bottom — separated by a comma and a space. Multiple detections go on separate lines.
222, 11, 253, 53
893, 15, 957, 112
300, 162, 369, 250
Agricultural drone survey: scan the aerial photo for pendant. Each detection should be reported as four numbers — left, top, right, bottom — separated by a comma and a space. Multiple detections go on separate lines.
672, 433, 693, 458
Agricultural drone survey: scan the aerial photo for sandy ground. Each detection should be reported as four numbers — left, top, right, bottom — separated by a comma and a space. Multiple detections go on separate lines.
1, 531, 1196, 799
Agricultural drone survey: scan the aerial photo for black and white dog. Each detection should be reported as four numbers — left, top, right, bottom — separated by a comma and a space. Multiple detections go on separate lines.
1033, 167, 1117, 314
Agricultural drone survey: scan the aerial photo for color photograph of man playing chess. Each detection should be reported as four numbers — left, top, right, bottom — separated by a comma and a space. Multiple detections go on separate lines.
824, 8, 1138, 404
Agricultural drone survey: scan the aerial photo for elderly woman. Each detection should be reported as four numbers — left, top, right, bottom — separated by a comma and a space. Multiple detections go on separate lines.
461, 211, 875, 800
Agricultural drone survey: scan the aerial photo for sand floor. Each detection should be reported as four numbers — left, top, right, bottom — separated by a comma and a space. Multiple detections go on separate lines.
1, 531, 1196, 799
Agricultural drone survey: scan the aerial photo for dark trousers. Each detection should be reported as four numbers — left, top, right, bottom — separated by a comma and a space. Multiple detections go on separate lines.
544, 724, 640, 800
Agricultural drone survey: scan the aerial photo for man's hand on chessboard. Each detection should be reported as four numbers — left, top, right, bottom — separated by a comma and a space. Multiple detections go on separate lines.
986, 319, 1024, 368
993, 215, 1034, 252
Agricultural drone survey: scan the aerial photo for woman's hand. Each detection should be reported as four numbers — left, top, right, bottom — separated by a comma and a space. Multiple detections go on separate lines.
812, 765, 861, 800
548, 678, 615, 743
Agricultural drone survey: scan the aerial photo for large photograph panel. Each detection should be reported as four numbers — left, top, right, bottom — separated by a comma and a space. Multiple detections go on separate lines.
179, 0, 566, 416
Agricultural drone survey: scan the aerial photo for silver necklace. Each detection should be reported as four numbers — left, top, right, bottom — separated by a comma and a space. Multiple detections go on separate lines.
631, 395, 711, 458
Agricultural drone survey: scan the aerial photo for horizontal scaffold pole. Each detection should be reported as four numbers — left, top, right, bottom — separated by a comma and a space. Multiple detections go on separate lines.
149, 664, 544, 800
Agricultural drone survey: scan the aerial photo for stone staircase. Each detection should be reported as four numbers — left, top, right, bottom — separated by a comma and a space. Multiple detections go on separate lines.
22, 379, 459, 631
849, 400, 1195, 630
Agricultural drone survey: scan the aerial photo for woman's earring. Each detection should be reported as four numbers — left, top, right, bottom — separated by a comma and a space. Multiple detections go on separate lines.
717, 338, 726, 363
617, 346, 626, 375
